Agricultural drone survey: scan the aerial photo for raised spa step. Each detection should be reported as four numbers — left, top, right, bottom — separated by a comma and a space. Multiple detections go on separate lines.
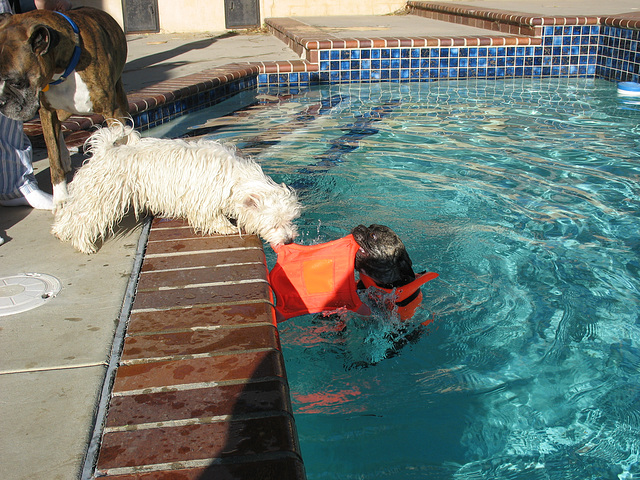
407, 1, 601, 36
265, 15, 541, 64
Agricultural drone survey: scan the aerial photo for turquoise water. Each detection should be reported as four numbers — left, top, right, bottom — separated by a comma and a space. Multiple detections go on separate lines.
186, 79, 639, 479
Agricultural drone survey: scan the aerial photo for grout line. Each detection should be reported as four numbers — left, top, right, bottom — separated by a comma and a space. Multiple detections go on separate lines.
144, 246, 263, 258
149, 278, 268, 292
111, 375, 284, 397
139, 261, 263, 274
131, 298, 275, 314
127, 322, 277, 336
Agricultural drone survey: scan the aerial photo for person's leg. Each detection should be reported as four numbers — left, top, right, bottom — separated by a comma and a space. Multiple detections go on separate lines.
0, 114, 54, 210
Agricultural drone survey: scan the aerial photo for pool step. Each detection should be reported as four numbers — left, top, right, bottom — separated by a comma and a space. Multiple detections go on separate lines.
265, 13, 543, 66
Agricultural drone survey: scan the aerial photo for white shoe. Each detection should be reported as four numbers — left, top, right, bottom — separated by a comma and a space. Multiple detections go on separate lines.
0, 189, 54, 210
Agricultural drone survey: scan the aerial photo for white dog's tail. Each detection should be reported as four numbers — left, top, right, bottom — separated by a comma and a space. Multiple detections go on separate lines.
85, 121, 140, 155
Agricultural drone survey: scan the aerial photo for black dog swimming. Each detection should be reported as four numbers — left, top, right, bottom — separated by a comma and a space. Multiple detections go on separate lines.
270, 223, 436, 321
270, 223, 438, 366
346, 224, 437, 367
351, 223, 437, 321
351, 224, 417, 289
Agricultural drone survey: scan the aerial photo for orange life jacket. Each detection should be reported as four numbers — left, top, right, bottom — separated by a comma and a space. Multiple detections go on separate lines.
269, 235, 367, 321
358, 271, 439, 322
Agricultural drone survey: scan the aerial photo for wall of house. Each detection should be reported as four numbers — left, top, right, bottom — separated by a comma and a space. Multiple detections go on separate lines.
70, 0, 406, 33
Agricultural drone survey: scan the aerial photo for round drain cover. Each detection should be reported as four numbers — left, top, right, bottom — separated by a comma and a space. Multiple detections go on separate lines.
0, 273, 62, 317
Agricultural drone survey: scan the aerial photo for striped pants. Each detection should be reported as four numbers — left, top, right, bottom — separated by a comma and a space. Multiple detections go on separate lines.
0, 113, 39, 200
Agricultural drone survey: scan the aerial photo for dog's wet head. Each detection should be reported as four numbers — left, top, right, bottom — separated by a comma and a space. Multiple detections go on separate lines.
239, 183, 301, 247
352, 224, 416, 289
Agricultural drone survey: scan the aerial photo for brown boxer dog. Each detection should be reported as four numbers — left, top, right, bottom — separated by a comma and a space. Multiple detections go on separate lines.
0, 7, 128, 208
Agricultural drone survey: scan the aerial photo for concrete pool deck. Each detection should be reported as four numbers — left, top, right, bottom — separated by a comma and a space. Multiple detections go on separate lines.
1, 1, 639, 479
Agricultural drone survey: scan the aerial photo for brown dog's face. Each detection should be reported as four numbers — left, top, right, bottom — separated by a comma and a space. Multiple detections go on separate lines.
352, 224, 416, 289
0, 14, 56, 121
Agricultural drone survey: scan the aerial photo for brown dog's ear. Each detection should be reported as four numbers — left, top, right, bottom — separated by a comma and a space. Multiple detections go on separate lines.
29, 25, 60, 56
0, 13, 12, 24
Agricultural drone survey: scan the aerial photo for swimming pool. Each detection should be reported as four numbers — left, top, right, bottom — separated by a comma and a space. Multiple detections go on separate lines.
164, 78, 639, 479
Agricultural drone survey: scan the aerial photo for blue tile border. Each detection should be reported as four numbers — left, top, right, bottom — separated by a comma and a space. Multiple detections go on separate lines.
132, 75, 258, 132
258, 25, 639, 87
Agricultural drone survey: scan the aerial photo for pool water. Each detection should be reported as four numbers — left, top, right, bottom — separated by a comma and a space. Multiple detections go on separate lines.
180, 78, 639, 479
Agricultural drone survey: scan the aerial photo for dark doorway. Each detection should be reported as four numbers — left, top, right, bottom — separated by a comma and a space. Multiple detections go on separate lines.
122, 0, 159, 33
224, 0, 260, 29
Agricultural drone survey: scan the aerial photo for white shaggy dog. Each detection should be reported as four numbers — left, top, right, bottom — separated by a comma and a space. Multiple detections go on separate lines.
52, 123, 300, 253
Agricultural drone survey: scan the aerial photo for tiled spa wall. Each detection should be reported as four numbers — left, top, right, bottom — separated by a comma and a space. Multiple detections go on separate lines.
259, 25, 639, 87
598, 25, 640, 82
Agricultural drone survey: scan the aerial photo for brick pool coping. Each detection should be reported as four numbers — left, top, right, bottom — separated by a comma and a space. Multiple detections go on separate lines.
21, 3, 640, 479
92, 219, 304, 479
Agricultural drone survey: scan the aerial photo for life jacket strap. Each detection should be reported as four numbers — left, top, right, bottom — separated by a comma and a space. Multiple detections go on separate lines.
358, 271, 439, 303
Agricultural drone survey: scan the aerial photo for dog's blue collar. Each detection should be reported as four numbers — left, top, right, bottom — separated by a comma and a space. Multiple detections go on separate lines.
47, 11, 81, 87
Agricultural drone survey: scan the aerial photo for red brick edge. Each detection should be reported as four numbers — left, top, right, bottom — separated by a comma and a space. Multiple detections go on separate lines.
93, 219, 305, 479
